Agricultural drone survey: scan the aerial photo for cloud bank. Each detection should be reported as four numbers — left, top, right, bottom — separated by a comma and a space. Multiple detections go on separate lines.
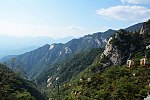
96, 6, 150, 22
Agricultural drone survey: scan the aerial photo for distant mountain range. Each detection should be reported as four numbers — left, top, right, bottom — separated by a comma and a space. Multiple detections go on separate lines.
0, 35, 74, 57
2, 29, 115, 79
0, 22, 143, 82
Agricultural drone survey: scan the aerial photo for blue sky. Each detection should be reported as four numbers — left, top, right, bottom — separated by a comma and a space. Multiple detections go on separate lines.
0, 0, 149, 39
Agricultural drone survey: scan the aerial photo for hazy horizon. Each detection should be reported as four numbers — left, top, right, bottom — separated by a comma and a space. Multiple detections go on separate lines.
0, 0, 149, 39
0, 0, 150, 57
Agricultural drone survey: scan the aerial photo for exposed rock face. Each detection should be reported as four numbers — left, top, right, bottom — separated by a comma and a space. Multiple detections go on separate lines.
101, 37, 122, 65
101, 19, 150, 68
140, 20, 150, 34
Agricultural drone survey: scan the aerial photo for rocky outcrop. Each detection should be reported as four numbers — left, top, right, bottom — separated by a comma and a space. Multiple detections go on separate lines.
140, 20, 150, 34
100, 34, 123, 68
100, 19, 150, 68
102, 37, 122, 65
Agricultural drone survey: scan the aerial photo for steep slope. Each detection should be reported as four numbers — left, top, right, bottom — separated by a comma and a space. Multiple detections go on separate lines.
51, 20, 150, 100
0, 64, 48, 100
125, 23, 143, 32
36, 48, 103, 86
99, 20, 149, 68
100, 29, 143, 66
2, 29, 116, 80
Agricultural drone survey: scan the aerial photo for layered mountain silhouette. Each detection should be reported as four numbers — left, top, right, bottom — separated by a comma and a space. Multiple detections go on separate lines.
0, 23, 142, 81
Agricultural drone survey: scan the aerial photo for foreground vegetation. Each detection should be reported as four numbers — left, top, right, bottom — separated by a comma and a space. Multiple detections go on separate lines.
0, 64, 48, 100
61, 65, 150, 100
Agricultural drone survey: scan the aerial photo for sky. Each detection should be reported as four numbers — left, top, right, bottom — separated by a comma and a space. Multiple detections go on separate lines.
0, 0, 149, 39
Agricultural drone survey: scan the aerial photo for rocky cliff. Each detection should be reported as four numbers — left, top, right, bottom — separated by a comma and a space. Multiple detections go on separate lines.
100, 19, 150, 67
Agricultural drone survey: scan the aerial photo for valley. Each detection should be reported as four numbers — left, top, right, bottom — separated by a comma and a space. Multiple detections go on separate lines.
0, 0, 150, 99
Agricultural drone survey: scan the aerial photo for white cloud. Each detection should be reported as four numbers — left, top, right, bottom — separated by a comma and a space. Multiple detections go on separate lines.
96, 6, 150, 22
66, 25, 85, 31
65, 25, 88, 38
121, 0, 150, 4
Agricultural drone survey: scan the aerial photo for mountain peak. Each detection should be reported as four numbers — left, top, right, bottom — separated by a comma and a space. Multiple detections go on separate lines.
107, 29, 114, 32
44, 44, 50, 46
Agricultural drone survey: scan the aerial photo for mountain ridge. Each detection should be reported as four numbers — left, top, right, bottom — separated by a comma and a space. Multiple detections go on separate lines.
53, 19, 150, 100
1, 22, 143, 81
0, 35, 74, 57
1, 29, 117, 80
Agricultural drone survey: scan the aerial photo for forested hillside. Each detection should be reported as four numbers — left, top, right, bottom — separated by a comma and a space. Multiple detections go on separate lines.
47, 20, 150, 99
36, 48, 103, 86
0, 64, 48, 100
